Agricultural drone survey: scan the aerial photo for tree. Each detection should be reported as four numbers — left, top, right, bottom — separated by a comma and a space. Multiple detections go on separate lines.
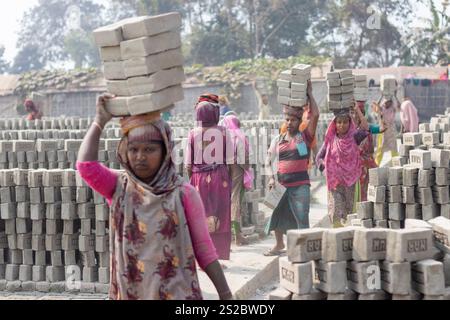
312, 0, 413, 68
65, 30, 101, 68
400, 0, 450, 66
16, 0, 105, 68
10, 44, 45, 74
0, 46, 9, 74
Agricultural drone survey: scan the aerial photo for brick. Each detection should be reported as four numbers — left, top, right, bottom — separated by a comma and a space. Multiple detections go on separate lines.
31, 235, 46, 251
388, 203, 405, 221
36, 139, 58, 152
367, 185, 385, 203
352, 228, 387, 261
42, 170, 63, 187
120, 31, 181, 60
418, 169, 435, 187
444, 254, 450, 286
403, 133, 422, 147
17, 233, 32, 249
373, 203, 388, 221
30, 204, 45, 220
369, 168, 388, 186
62, 233, 79, 251
32, 220, 45, 235
428, 217, 450, 254
21, 249, 33, 266
0, 187, 15, 204
50, 250, 64, 267
279, 257, 312, 295
356, 202, 373, 220
49, 282, 66, 293
6, 280, 22, 292
62, 169, 76, 187
387, 186, 402, 203
5, 219, 16, 235
403, 166, 419, 186
402, 186, 416, 204
442, 204, 450, 219
81, 251, 96, 267
405, 219, 432, 229
93, 20, 124, 47
95, 236, 109, 253
326, 289, 358, 300
15, 186, 29, 203
46, 266, 65, 283
78, 203, 95, 219
13, 169, 28, 186
76, 187, 92, 203
433, 186, 449, 204
127, 85, 184, 116
422, 132, 440, 146
5, 264, 19, 281
63, 219, 79, 235
380, 260, 411, 295
95, 220, 107, 236
346, 260, 380, 294
45, 234, 62, 251
422, 204, 439, 221
388, 167, 403, 185
410, 149, 432, 169
21, 281, 36, 292
411, 259, 445, 296
79, 235, 95, 252
44, 187, 61, 203
98, 267, 110, 284
61, 203, 78, 220
314, 260, 347, 294
46, 220, 63, 235
431, 148, 450, 168
122, 12, 181, 39
98, 252, 110, 268
1, 203, 16, 219
46, 203, 62, 220
95, 204, 109, 221
82, 266, 99, 283
322, 227, 358, 262
60, 187, 76, 203
436, 167, 450, 186
29, 187, 43, 204
416, 187, 433, 205
357, 291, 389, 300
19, 264, 32, 281
391, 156, 407, 167
389, 220, 403, 229
80, 282, 96, 294
386, 228, 434, 262
33, 266, 46, 282
13, 140, 35, 152
28, 170, 44, 187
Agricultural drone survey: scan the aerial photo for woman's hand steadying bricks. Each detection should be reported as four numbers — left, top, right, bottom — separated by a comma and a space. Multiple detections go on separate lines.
95, 93, 114, 129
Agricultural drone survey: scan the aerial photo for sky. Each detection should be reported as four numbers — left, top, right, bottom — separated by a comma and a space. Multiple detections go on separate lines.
0, 0, 445, 64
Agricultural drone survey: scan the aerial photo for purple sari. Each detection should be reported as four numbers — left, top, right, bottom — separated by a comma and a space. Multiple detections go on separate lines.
185, 102, 233, 260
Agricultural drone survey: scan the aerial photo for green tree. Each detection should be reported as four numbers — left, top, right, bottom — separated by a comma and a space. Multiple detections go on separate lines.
16, 0, 104, 68
10, 44, 45, 74
65, 30, 101, 68
0, 46, 9, 74
400, 0, 450, 66
312, 0, 413, 68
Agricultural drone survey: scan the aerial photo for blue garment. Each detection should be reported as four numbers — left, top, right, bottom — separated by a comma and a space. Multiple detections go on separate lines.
161, 111, 171, 121
369, 124, 381, 134
220, 105, 231, 116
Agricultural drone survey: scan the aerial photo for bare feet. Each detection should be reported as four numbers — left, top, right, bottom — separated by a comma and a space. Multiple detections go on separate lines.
235, 233, 249, 246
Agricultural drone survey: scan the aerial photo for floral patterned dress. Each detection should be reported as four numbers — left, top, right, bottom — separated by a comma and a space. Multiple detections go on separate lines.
109, 174, 202, 300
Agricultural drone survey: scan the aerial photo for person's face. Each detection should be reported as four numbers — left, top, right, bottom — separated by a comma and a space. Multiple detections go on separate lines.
127, 141, 165, 183
335, 116, 350, 136
285, 115, 301, 135
385, 101, 393, 109
262, 95, 269, 105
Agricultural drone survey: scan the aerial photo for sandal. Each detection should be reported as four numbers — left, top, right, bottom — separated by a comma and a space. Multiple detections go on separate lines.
263, 248, 285, 256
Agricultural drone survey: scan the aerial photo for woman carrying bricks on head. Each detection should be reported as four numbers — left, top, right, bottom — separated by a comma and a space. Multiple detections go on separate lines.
76, 94, 232, 300
185, 95, 234, 261
222, 114, 254, 246
373, 97, 399, 166
264, 81, 319, 256
350, 100, 384, 203
316, 106, 369, 228
24, 99, 42, 120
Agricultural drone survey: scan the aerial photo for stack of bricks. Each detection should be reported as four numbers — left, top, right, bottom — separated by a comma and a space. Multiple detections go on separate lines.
276, 64, 311, 108
93, 12, 185, 116
380, 74, 397, 99
270, 219, 450, 300
326, 70, 354, 112
353, 75, 368, 102
0, 168, 118, 293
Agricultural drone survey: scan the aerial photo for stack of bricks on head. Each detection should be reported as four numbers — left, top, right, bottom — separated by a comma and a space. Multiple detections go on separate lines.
327, 69, 354, 112
270, 109, 450, 300
277, 64, 311, 108
93, 12, 185, 116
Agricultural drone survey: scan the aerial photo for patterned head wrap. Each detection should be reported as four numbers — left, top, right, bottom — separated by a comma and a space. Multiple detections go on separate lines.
282, 105, 304, 119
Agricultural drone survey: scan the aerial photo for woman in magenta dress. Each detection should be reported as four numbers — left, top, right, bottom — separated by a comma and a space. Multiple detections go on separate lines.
185, 96, 233, 260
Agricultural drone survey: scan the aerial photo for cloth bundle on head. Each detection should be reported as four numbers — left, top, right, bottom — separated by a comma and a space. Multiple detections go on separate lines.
283, 105, 304, 119
196, 93, 219, 107
195, 101, 220, 127
117, 113, 182, 195
333, 108, 350, 118
24, 99, 38, 112
120, 112, 163, 142
323, 115, 361, 191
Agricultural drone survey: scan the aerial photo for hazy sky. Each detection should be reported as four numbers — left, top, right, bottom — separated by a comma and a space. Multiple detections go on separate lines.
0, 0, 444, 63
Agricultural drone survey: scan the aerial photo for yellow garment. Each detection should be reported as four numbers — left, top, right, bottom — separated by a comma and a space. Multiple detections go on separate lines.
375, 134, 399, 165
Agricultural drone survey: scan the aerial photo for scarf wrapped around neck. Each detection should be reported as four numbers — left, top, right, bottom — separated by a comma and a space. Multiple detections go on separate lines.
323, 116, 361, 191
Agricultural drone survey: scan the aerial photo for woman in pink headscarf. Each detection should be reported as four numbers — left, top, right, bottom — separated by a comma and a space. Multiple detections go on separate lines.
222, 114, 253, 246
399, 97, 419, 133
185, 99, 234, 260
316, 107, 369, 227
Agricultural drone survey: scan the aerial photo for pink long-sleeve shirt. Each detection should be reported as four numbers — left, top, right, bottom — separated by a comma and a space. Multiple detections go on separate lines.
76, 161, 219, 270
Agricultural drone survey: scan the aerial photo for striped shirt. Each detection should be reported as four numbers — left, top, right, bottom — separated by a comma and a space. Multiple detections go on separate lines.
269, 131, 313, 187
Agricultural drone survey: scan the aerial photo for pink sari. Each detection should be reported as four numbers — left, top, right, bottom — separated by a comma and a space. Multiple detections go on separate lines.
323, 117, 362, 191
